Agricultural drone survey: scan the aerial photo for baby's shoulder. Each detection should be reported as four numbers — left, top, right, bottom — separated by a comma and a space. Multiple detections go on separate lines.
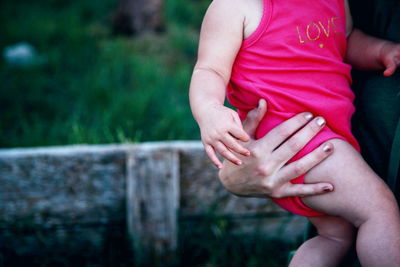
208, 0, 247, 15
204, 0, 246, 29
211, 0, 262, 14
208, 0, 263, 39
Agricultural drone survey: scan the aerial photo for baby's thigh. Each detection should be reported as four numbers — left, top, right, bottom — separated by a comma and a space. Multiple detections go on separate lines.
302, 139, 398, 227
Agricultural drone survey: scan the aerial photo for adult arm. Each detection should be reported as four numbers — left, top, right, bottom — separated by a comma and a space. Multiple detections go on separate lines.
218, 99, 335, 198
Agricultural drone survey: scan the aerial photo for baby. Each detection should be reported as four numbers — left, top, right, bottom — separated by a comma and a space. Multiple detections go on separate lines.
189, 0, 400, 266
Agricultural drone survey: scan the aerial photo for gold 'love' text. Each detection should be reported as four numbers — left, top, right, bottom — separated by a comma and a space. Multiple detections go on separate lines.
296, 17, 341, 44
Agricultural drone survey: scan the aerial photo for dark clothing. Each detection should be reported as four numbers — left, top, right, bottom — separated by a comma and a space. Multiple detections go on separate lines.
349, 0, 400, 42
350, 0, 400, 198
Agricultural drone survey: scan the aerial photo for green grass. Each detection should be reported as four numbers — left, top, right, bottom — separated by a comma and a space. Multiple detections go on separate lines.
0, 0, 210, 148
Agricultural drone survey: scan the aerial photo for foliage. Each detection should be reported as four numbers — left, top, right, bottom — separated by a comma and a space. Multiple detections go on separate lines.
0, 0, 211, 148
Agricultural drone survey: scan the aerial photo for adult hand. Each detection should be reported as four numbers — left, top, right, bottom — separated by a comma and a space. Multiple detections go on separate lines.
218, 99, 334, 198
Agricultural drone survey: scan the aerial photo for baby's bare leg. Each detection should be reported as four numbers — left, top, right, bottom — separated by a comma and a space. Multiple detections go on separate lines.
301, 139, 400, 266
290, 216, 355, 267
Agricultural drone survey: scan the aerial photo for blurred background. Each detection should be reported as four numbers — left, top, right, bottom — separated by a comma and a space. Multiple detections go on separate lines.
0, 0, 298, 266
0, 0, 206, 149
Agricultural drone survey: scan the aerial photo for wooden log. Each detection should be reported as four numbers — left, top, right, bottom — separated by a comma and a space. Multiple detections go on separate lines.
0, 141, 307, 259
126, 148, 179, 257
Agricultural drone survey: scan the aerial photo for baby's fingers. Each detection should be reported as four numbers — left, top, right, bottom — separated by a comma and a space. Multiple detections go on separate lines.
222, 134, 250, 156
215, 141, 243, 166
383, 57, 399, 77
204, 144, 223, 169
229, 125, 250, 142
383, 61, 397, 77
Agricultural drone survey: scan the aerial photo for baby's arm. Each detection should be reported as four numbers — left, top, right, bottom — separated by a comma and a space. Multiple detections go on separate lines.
189, 0, 250, 168
344, 0, 400, 76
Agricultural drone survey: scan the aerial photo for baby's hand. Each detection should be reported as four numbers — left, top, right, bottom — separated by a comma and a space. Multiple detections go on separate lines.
198, 104, 251, 168
380, 41, 400, 77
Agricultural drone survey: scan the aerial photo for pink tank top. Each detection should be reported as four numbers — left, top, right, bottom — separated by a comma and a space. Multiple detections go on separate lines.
227, 0, 359, 150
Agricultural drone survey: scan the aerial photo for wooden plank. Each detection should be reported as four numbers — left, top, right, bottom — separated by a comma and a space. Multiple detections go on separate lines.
0, 148, 127, 227
126, 148, 179, 255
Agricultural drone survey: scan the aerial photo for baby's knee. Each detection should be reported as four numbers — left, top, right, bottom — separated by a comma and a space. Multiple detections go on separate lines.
324, 228, 355, 248
358, 187, 400, 226
312, 216, 356, 246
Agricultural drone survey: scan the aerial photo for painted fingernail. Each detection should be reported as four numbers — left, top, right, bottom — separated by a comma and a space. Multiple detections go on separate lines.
316, 117, 325, 127
304, 112, 313, 120
322, 144, 332, 152
237, 161, 242, 165
245, 151, 251, 156
323, 186, 333, 192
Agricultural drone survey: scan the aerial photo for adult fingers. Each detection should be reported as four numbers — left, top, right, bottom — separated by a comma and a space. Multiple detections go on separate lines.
243, 98, 267, 138
259, 112, 314, 151
276, 182, 334, 198
214, 141, 242, 165
271, 116, 326, 165
222, 134, 250, 156
278, 141, 334, 184
205, 144, 223, 169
